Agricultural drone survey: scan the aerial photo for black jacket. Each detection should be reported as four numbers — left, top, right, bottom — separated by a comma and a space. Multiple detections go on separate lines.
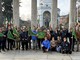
61, 41, 69, 50
20, 31, 28, 41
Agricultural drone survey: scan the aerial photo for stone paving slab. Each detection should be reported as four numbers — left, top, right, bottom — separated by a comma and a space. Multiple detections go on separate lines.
0, 50, 80, 60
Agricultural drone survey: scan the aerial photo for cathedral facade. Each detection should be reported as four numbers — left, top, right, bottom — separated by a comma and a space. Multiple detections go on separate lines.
38, 0, 60, 28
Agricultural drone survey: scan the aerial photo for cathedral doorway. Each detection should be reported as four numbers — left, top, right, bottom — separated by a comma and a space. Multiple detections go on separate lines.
43, 11, 51, 28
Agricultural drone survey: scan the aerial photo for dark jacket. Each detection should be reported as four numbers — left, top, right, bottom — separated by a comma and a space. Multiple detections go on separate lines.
53, 31, 58, 40
42, 40, 50, 49
61, 41, 69, 50
20, 31, 28, 41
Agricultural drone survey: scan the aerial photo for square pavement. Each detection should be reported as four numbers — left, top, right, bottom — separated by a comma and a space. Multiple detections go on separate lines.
0, 50, 80, 60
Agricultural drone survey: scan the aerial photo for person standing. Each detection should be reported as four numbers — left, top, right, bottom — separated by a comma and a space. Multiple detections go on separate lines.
37, 29, 46, 49
46, 30, 51, 40
72, 28, 77, 51
31, 28, 37, 50
28, 27, 32, 49
61, 28, 67, 41
53, 29, 58, 41
7, 26, 14, 50
68, 28, 73, 51
2, 27, 7, 51
50, 28, 54, 40
0, 27, 5, 52
20, 28, 28, 50
76, 23, 80, 51
13, 27, 20, 50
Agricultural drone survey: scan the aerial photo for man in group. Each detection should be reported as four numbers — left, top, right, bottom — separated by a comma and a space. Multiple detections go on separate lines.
2, 27, 7, 51
31, 28, 37, 50
68, 28, 73, 51
28, 27, 32, 49
53, 29, 58, 41
37, 29, 46, 49
61, 28, 67, 41
61, 37, 71, 54
20, 27, 28, 50
13, 26, 20, 50
7, 26, 14, 50
0, 27, 5, 52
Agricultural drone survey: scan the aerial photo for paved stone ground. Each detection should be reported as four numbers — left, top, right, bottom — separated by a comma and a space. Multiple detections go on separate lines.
0, 50, 80, 60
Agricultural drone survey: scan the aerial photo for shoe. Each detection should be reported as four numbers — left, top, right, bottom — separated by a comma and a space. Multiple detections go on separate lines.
26, 49, 28, 50
16, 48, 18, 50
22, 49, 24, 51
10, 49, 13, 50
2, 50, 5, 52
43, 51, 46, 53
72, 49, 74, 51
69, 51, 72, 54
7, 49, 9, 50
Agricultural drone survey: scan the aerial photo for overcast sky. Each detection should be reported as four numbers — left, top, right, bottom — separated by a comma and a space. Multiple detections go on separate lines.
19, 0, 70, 20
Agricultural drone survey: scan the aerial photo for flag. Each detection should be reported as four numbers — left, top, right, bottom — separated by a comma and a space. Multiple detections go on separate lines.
13, 28, 19, 38
0, 33, 4, 37
32, 30, 37, 36
13, 28, 20, 41
7, 30, 14, 40
28, 27, 32, 36
72, 28, 77, 39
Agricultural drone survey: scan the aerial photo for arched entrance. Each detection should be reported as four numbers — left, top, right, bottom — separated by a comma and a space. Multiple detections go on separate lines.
43, 11, 51, 28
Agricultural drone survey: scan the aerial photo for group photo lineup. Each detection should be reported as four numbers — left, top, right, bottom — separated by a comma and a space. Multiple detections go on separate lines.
0, 0, 80, 60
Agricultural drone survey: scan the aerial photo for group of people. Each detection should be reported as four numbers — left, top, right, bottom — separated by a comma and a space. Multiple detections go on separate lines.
0, 25, 77, 54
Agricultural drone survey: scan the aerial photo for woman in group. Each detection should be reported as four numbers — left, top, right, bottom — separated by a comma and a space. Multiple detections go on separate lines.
50, 37, 57, 51
41, 36, 50, 53
56, 36, 62, 52
46, 30, 51, 40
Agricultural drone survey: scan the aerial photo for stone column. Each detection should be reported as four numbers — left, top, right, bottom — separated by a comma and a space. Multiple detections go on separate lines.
0, 0, 3, 27
69, 0, 76, 30
40, 14, 43, 27
51, 0, 57, 30
13, 0, 19, 27
31, 0, 37, 29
